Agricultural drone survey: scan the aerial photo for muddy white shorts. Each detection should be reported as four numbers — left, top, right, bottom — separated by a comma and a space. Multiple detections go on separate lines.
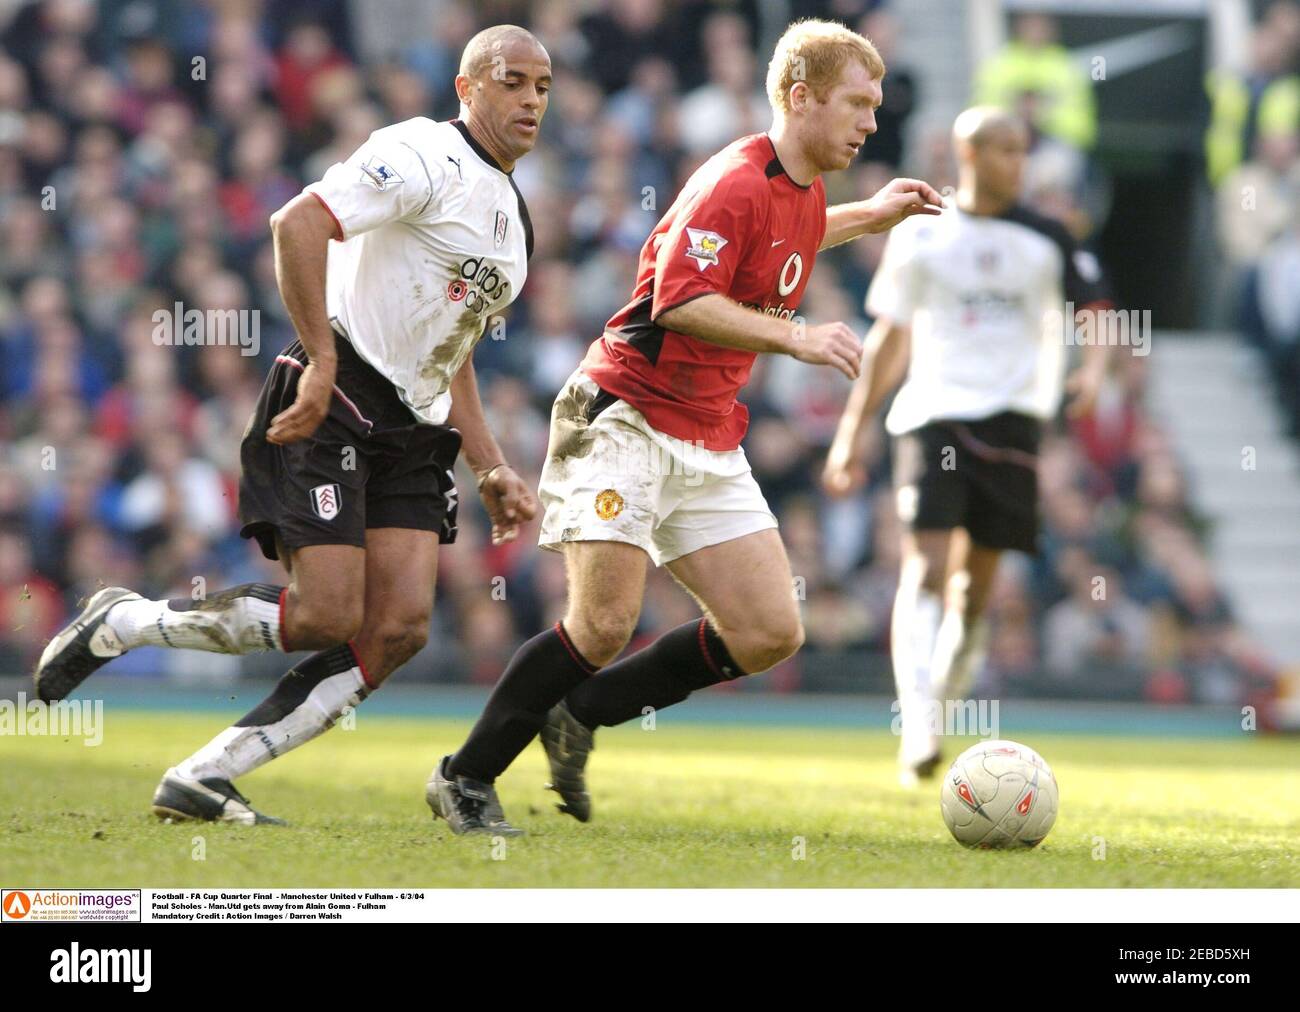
537, 370, 778, 566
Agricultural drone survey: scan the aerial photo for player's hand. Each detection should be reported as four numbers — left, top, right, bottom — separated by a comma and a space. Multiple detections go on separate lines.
863, 178, 945, 233
478, 464, 537, 545
1064, 364, 1105, 419
821, 439, 866, 497
267, 361, 335, 445
791, 321, 863, 380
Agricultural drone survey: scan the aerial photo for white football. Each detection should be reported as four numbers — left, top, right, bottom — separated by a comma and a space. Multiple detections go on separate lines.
940, 739, 1059, 849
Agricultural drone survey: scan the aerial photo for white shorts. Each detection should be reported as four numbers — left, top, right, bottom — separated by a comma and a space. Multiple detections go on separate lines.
537, 370, 778, 566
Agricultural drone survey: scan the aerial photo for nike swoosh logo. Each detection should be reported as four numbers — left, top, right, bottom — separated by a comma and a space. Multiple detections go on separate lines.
771, 239, 785, 247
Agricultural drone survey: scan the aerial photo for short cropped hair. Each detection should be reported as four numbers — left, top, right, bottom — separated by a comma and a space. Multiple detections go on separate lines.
766, 19, 885, 115
459, 24, 544, 79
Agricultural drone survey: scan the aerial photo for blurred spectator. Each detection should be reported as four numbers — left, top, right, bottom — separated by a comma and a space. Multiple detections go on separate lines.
1043, 562, 1151, 687
0, 524, 63, 672
1240, 205, 1300, 429
1204, 0, 1300, 186
579, 0, 674, 95
677, 40, 767, 155
274, 20, 353, 134
856, 8, 916, 170
1217, 132, 1300, 266
975, 12, 1097, 151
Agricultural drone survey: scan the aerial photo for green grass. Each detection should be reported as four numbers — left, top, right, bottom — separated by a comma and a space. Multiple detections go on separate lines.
2, 711, 1297, 887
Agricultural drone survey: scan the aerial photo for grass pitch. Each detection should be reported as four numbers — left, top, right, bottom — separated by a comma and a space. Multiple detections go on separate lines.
2, 710, 1297, 888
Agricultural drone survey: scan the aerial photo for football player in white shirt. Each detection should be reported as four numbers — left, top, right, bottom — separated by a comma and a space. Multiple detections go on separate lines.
33, 26, 549, 828
823, 107, 1112, 784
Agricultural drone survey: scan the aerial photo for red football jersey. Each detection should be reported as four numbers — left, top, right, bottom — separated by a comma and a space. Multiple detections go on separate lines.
581, 133, 828, 450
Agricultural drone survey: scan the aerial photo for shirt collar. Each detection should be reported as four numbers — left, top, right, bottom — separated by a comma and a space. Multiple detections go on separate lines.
451, 118, 511, 174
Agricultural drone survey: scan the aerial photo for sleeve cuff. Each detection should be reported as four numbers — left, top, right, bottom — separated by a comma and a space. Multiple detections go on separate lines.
307, 189, 345, 241
650, 290, 717, 324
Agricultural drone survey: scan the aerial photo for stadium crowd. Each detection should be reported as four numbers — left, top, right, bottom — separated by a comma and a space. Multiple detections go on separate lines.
1212, 0, 1300, 435
0, 0, 1280, 705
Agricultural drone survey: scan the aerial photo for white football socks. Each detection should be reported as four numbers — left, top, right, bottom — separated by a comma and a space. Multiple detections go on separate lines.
177, 644, 370, 782
932, 612, 990, 701
106, 584, 285, 654
892, 583, 943, 766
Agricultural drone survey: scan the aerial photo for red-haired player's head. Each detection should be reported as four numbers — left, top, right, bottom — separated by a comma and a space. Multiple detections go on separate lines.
765, 19, 886, 174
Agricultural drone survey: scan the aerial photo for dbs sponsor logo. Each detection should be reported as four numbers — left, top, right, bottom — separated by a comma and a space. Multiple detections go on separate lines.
457, 255, 513, 314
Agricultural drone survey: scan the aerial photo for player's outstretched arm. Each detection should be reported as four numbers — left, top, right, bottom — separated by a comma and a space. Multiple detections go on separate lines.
447, 354, 537, 545
656, 293, 863, 379
822, 316, 911, 496
266, 193, 341, 445
821, 178, 945, 250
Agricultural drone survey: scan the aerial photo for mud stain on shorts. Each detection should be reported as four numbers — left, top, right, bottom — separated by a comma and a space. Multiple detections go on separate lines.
547, 381, 598, 464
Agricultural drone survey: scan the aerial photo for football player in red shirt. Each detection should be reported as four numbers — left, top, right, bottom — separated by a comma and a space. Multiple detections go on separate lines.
428, 19, 943, 834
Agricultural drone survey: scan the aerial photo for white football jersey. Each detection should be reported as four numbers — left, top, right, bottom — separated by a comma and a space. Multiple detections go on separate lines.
866, 205, 1109, 436
305, 118, 532, 425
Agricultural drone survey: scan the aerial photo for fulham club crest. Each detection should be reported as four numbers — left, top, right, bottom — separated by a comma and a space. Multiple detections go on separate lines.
494, 210, 508, 249
311, 483, 341, 520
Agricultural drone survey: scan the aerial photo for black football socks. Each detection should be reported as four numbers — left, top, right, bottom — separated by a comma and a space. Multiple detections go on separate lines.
564, 618, 745, 728
449, 623, 599, 783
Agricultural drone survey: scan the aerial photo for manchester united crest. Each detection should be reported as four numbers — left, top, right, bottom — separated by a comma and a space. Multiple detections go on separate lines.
594, 488, 624, 520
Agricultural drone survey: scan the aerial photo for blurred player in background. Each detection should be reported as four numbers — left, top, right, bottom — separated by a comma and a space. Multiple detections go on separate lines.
32, 26, 548, 825
823, 107, 1113, 784
428, 18, 943, 834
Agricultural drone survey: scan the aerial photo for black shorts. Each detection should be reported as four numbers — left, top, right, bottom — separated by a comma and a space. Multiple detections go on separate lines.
892, 411, 1040, 554
238, 332, 461, 562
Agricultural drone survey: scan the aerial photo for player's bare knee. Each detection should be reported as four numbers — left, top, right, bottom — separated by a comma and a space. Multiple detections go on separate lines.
286, 595, 363, 650
568, 608, 637, 666
730, 616, 804, 673
377, 622, 428, 668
